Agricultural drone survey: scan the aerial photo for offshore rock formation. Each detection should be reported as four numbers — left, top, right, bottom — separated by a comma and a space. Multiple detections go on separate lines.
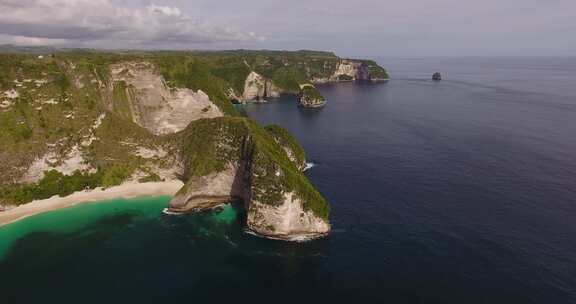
167, 118, 330, 240
212, 52, 388, 105
109, 62, 223, 135
298, 84, 326, 108
242, 71, 281, 102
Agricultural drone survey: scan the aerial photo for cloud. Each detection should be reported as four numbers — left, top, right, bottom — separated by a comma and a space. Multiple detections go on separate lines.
0, 0, 263, 47
0, 34, 69, 46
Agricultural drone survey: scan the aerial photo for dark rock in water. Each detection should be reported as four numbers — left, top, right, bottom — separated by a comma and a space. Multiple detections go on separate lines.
432, 72, 442, 81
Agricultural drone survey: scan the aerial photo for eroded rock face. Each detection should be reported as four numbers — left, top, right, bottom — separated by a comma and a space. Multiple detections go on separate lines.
332, 60, 369, 81
298, 96, 326, 108
109, 62, 223, 135
169, 165, 245, 213
247, 192, 330, 241
21, 113, 106, 183
167, 117, 330, 241
242, 71, 281, 102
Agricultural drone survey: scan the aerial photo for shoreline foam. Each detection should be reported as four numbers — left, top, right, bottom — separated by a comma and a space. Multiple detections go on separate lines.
0, 180, 184, 228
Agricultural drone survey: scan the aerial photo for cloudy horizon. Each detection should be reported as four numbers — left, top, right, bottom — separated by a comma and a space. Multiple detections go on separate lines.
0, 0, 574, 57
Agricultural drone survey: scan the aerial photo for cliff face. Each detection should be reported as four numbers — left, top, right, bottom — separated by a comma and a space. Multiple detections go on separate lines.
311, 59, 389, 83
264, 124, 307, 171
109, 62, 223, 135
332, 60, 370, 81
247, 191, 330, 240
241, 71, 281, 102
169, 164, 244, 213
179, 50, 388, 105
167, 117, 330, 240
1, 49, 390, 240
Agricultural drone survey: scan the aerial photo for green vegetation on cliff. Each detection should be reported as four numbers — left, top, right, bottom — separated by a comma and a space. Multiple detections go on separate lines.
301, 85, 325, 102
152, 49, 344, 96
151, 55, 238, 116
247, 119, 330, 220
264, 124, 306, 168
358, 59, 389, 79
174, 117, 329, 220
0, 54, 108, 186
0, 48, 384, 216
112, 80, 133, 120
0, 49, 387, 118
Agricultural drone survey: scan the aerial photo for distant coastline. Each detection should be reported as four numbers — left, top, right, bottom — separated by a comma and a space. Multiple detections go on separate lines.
0, 181, 183, 228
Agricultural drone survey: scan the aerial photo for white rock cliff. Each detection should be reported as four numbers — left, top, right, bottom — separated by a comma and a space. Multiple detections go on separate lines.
110, 62, 223, 135
242, 71, 281, 102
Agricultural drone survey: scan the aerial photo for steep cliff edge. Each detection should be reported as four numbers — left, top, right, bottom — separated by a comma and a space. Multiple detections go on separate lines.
0, 49, 388, 240
225, 57, 388, 104
309, 59, 389, 83
109, 62, 223, 134
167, 117, 330, 240
181, 50, 388, 105
241, 71, 281, 102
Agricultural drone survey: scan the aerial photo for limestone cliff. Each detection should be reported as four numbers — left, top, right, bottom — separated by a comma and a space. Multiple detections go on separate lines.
167, 117, 330, 240
264, 124, 307, 171
315, 59, 389, 83
1, 50, 375, 241
247, 192, 330, 240
241, 71, 281, 102
109, 62, 223, 135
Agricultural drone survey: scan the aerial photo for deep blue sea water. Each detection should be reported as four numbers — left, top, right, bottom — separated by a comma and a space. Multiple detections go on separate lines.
1, 57, 576, 303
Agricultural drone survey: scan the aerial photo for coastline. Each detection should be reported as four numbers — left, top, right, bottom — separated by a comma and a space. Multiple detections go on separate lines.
0, 180, 184, 228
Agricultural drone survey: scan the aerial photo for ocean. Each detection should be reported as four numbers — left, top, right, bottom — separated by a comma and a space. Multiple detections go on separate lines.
1, 57, 576, 303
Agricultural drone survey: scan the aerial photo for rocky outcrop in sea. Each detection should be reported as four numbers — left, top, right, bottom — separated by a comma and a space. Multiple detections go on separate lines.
297, 84, 326, 108
167, 117, 331, 241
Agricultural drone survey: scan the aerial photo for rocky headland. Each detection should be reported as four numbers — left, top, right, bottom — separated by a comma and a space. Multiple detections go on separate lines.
0, 48, 387, 240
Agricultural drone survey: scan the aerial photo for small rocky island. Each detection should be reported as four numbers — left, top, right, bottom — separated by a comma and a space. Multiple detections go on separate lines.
432, 72, 442, 81
298, 84, 326, 108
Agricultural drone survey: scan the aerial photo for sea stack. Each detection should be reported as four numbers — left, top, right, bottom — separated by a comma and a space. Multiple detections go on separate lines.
298, 84, 326, 108
432, 72, 442, 81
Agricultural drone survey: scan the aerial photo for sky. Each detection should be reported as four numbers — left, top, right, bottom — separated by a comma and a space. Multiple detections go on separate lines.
0, 0, 574, 57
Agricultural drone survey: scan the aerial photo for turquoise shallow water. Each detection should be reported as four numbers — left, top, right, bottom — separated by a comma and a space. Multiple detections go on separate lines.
0, 196, 239, 261
0, 196, 171, 259
0, 193, 326, 304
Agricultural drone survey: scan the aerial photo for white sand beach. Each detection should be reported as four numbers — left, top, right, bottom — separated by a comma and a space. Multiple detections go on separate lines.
0, 180, 184, 228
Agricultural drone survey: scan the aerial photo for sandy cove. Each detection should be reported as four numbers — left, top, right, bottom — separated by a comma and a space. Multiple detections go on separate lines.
0, 180, 184, 228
